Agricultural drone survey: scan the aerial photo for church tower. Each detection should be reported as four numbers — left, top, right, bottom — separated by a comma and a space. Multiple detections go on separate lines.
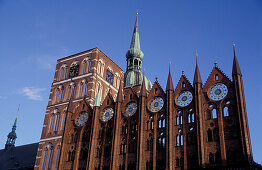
5, 116, 18, 150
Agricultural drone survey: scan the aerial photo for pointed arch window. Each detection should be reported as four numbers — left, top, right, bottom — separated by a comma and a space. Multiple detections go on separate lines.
88, 59, 91, 72
223, 106, 229, 117
180, 135, 183, 146
72, 85, 76, 99
82, 60, 87, 74
59, 87, 64, 102
84, 80, 88, 96
176, 135, 180, 146
48, 114, 55, 133
212, 109, 217, 119
54, 110, 60, 133
42, 147, 48, 170
176, 116, 179, 125
67, 86, 71, 100
64, 66, 68, 79
59, 67, 64, 81
180, 115, 183, 125
55, 88, 60, 103
215, 74, 219, 81
60, 111, 66, 131
79, 82, 83, 97
47, 144, 54, 169
54, 145, 61, 168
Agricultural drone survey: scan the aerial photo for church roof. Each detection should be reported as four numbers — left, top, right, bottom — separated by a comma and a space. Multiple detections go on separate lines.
0, 143, 38, 170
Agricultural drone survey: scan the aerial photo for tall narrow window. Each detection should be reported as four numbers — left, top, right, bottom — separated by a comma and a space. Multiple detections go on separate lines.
67, 86, 71, 100
180, 115, 183, 125
162, 119, 165, 128
60, 112, 66, 131
106, 70, 114, 85
54, 145, 61, 168
72, 85, 76, 99
47, 144, 54, 169
59, 87, 64, 102
59, 67, 64, 81
97, 62, 101, 75
49, 115, 55, 133
182, 82, 186, 88
82, 60, 87, 74
176, 135, 179, 146
212, 109, 217, 119
192, 113, 194, 122
223, 107, 229, 117
55, 88, 60, 103
54, 113, 60, 132
188, 114, 191, 123
88, 59, 91, 72
208, 129, 212, 142
159, 119, 162, 128
84, 81, 88, 96
42, 147, 48, 170
64, 66, 68, 79
79, 83, 83, 97
215, 74, 219, 81
176, 116, 179, 125
180, 135, 183, 146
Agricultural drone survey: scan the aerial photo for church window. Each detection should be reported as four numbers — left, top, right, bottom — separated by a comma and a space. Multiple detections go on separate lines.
67, 86, 71, 100
192, 113, 194, 122
159, 119, 161, 128
189, 127, 193, 131
64, 66, 68, 79
180, 115, 183, 125
213, 128, 219, 141
223, 106, 229, 117
59, 67, 64, 81
82, 60, 87, 74
130, 94, 133, 100
212, 109, 217, 119
79, 82, 83, 97
226, 101, 230, 105
55, 88, 60, 103
178, 129, 182, 133
188, 114, 191, 123
84, 81, 88, 96
215, 74, 219, 81
47, 144, 54, 169
134, 59, 138, 65
59, 87, 64, 102
176, 116, 179, 125
176, 135, 179, 146
41, 147, 48, 170
208, 129, 212, 142
162, 119, 165, 127
69, 62, 79, 78
88, 59, 91, 72
155, 88, 158, 94
71, 150, 75, 161
106, 70, 114, 85
72, 85, 76, 99
60, 111, 66, 131
54, 112, 60, 133
180, 135, 183, 146
182, 82, 186, 88
48, 115, 55, 133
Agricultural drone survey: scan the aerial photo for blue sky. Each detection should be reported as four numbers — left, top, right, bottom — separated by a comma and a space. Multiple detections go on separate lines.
0, 0, 261, 164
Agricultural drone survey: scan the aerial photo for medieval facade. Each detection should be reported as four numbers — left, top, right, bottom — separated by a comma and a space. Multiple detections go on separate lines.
35, 14, 256, 170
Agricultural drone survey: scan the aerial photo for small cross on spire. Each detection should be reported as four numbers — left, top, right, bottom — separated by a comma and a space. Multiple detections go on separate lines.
182, 70, 185, 75
214, 61, 218, 67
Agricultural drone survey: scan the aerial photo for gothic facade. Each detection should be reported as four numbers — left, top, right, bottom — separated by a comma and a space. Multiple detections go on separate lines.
35, 14, 257, 170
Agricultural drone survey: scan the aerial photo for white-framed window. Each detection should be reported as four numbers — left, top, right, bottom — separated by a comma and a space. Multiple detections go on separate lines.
48, 114, 55, 133
47, 143, 54, 169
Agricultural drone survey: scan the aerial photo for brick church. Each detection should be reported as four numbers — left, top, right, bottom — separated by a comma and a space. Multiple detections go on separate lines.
33, 14, 260, 170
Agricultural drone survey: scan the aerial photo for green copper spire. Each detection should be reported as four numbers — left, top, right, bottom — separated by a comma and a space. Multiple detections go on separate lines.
94, 89, 101, 107
5, 106, 19, 150
124, 13, 152, 90
126, 12, 144, 61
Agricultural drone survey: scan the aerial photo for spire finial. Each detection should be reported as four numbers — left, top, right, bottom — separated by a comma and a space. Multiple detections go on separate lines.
196, 49, 198, 57
214, 61, 218, 67
232, 41, 242, 75
136, 9, 139, 16
155, 77, 158, 82
182, 70, 185, 75
233, 41, 236, 57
